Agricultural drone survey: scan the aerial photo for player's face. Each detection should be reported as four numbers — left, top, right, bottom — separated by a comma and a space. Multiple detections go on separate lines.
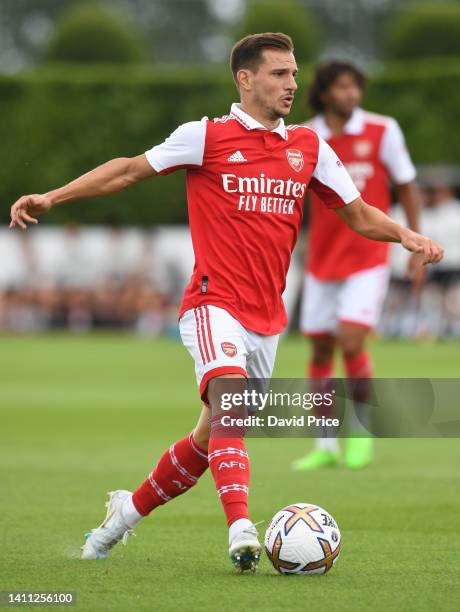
321, 72, 363, 118
249, 50, 298, 120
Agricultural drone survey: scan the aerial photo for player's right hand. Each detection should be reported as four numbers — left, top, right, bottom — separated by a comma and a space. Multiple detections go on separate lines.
9, 193, 53, 230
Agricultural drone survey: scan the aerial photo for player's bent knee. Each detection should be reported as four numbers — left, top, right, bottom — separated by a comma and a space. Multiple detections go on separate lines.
338, 321, 369, 355
338, 332, 366, 358
311, 335, 335, 364
192, 405, 211, 451
192, 423, 210, 451
192, 429, 210, 452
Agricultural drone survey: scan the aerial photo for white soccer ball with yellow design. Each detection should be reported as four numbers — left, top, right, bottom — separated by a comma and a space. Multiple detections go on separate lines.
264, 502, 341, 575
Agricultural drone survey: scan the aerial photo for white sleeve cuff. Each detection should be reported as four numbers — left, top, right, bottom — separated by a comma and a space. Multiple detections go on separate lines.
145, 117, 207, 173
380, 118, 417, 185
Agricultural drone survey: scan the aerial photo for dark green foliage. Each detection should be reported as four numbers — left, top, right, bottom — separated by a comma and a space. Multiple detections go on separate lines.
384, 3, 460, 60
45, 3, 146, 64
364, 57, 460, 164
233, 0, 323, 63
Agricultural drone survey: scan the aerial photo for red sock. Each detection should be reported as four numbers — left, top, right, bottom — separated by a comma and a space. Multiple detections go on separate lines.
132, 433, 208, 516
309, 360, 334, 379
344, 352, 372, 403
208, 414, 250, 527
344, 352, 372, 378
309, 360, 334, 417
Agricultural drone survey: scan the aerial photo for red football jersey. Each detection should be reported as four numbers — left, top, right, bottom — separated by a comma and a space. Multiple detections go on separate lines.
146, 104, 359, 334
306, 108, 416, 280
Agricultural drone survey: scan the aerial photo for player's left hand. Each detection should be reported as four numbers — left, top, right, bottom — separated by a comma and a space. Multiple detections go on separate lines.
400, 230, 443, 265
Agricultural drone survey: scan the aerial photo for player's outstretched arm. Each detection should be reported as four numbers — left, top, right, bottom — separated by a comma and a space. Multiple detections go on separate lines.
335, 197, 444, 265
9, 154, 156, 230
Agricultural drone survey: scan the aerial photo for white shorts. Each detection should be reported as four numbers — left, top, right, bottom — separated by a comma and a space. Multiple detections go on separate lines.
179, 305, 279, 401
300, 265, 390, 335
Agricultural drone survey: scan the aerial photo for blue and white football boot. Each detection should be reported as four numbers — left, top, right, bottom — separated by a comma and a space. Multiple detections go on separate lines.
81, 490, 134, 560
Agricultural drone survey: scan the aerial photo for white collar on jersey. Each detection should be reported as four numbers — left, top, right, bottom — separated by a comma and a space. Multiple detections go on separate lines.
230, 103, 288, 140
309, 107, 365, 139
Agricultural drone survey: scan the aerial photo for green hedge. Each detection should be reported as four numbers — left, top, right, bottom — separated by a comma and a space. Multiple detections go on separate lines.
1, 58, 460, 225
365, 58, 460, 166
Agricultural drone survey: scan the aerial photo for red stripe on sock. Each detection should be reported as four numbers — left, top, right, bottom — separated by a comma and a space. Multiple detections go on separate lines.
132, 433, 208, 516
208, 436, 250, 527
210, 411, 246, 438
189, 432, 208, 460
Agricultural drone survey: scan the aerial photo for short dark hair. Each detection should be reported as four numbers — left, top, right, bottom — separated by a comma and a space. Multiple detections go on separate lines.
308, 60, 366, 113
230, 32, 294, 83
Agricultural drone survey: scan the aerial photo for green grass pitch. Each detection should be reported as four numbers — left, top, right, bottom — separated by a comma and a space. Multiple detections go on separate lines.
1, 334, 459, 611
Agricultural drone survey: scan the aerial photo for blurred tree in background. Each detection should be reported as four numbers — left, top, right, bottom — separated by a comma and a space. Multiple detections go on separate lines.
0, 0, 224, 69
384, 2, 460, 60
234, 0, 323, 63
0, 0, 68, 71
7, 0, 460, 70
45, 4, 146, 64
123, 0, 224, 64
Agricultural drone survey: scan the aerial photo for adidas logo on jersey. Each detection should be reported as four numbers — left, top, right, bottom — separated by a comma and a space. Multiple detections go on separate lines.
227, 150, 247, 162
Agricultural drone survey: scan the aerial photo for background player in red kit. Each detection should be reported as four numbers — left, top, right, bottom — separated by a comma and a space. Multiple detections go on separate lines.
293, 61, 424, 472
9, 35, 442, 573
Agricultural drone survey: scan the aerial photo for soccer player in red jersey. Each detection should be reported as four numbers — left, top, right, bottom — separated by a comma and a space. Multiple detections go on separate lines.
9, 35, 442, 572
293, 61, 425, 472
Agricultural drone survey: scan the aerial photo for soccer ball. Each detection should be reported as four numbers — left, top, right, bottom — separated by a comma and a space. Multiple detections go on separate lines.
264, 502, 341, 575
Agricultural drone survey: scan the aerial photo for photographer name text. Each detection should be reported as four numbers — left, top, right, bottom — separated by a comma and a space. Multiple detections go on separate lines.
220, 415, 340, 428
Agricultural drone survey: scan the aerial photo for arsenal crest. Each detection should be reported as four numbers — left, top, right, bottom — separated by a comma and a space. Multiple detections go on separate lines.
353, 139, 372, 158
286, 149, 304, 173
221, 342, 237, 357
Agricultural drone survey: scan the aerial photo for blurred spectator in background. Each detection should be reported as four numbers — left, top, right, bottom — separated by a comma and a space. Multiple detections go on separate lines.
0, 225, 194, 336
1, 202, 459, 338
423, 183, 460, 281
383, 173, 460, 338
294, 59, 422, 473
